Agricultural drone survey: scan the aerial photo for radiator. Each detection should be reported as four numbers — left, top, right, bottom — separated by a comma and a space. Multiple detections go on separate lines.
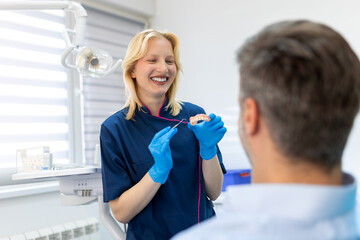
1, 217, 99, 240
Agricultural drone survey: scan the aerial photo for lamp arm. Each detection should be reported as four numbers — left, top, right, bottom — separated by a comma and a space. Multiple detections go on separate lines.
0, 1, 87, 46
103, 59, 123, 76
67, 1, 87, 47
61, 46, 77, 70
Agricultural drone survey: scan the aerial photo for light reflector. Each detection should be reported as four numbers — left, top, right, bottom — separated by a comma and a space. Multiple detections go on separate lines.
76, 46, 113, 78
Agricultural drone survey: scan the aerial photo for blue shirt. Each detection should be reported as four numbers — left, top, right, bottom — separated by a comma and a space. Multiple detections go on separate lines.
173, 173, 360, 240
100, 98, 226, 240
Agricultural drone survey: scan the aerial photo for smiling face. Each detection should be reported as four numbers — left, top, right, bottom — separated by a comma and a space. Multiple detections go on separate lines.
131, 37, 177, 103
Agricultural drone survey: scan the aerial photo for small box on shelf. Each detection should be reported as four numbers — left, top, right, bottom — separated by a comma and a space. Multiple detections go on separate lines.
16, 146, 53, 173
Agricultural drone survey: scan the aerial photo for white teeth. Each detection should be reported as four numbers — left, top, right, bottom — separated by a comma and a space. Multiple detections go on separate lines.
151, 77, 167, 82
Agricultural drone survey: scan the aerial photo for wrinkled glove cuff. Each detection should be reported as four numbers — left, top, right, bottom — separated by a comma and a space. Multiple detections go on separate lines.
200, 145, 217, 160
148, 164, 170, 184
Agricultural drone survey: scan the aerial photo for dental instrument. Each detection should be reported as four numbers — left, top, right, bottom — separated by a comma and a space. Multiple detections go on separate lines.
171, 118, 186, 129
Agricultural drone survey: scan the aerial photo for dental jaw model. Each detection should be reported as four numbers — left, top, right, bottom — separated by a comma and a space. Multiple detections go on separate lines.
189, 114, 210, 126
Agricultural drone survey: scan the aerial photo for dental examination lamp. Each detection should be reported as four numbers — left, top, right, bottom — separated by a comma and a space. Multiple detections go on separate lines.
0, 0, 123, 78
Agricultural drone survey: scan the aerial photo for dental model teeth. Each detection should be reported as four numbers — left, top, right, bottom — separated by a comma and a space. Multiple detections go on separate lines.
152, 77, 167, 82
189, 114, 211, 126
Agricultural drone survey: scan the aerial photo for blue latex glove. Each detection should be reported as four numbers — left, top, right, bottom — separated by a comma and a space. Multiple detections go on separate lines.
148, 126, 178, 184
188, 113, 227, 160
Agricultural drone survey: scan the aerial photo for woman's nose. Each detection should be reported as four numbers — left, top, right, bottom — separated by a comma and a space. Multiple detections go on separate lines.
156, 60, 168, 73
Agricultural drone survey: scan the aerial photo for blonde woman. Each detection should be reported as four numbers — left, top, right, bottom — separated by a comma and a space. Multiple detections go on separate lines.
100, 29, 227, 240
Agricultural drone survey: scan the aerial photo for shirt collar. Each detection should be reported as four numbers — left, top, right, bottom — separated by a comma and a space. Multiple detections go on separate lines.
140, 96, 170, 117
223, 172, 357, 221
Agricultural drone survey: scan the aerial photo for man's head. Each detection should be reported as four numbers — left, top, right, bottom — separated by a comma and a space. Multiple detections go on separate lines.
237, 20, 360, 172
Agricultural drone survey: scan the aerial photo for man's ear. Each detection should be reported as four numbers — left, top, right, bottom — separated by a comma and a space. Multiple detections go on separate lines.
243, 98, 259, 135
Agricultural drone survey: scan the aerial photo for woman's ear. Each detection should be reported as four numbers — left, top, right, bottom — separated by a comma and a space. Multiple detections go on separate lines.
243, 98, 259, 135
131, 71, 136, 79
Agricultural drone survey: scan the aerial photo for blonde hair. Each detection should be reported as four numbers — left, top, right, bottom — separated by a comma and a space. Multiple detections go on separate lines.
122, 29, 183, 120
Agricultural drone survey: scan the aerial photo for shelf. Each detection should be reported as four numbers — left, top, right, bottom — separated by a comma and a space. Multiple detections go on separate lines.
12, 166, 100, 180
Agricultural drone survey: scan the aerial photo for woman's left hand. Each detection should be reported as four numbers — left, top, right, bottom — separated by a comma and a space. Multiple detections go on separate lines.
188, 113, 227, 160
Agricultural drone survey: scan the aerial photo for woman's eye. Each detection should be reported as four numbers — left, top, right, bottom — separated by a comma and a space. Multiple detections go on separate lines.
166, 60, 174, 64
147, 59, 156, 63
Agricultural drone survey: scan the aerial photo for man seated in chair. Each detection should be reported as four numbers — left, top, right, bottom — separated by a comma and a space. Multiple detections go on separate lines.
173, 20, 360, 240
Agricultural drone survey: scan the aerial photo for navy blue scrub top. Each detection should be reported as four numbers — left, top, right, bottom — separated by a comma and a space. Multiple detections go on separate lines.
100, 98, 226, 240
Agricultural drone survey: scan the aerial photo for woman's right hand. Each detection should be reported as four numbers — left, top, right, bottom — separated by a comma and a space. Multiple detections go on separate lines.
148, 126, 178, 184
110, 126, 177, 223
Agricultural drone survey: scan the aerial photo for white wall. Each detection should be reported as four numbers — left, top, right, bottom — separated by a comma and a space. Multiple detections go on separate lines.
151, 0, 360, 178
92, 0, 155, 17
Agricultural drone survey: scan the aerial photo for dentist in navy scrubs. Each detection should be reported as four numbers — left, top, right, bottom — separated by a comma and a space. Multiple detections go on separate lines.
100, 29, 227, 240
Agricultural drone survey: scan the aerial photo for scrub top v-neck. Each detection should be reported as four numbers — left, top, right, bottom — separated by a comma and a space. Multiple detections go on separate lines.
100, 98, 226, 240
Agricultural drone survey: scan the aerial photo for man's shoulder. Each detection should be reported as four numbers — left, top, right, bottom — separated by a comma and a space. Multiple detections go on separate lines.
173, 182, 360, 240
172, 213, 250, 240
173, 210, 360, 240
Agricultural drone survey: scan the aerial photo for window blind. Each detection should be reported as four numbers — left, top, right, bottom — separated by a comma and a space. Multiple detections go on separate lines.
81, 7, 145, 164
0, 9, 70, 172
0, 4, 146, 186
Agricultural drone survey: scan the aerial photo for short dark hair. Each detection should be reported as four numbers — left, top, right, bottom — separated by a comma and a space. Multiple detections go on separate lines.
237, 20, 360, 170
